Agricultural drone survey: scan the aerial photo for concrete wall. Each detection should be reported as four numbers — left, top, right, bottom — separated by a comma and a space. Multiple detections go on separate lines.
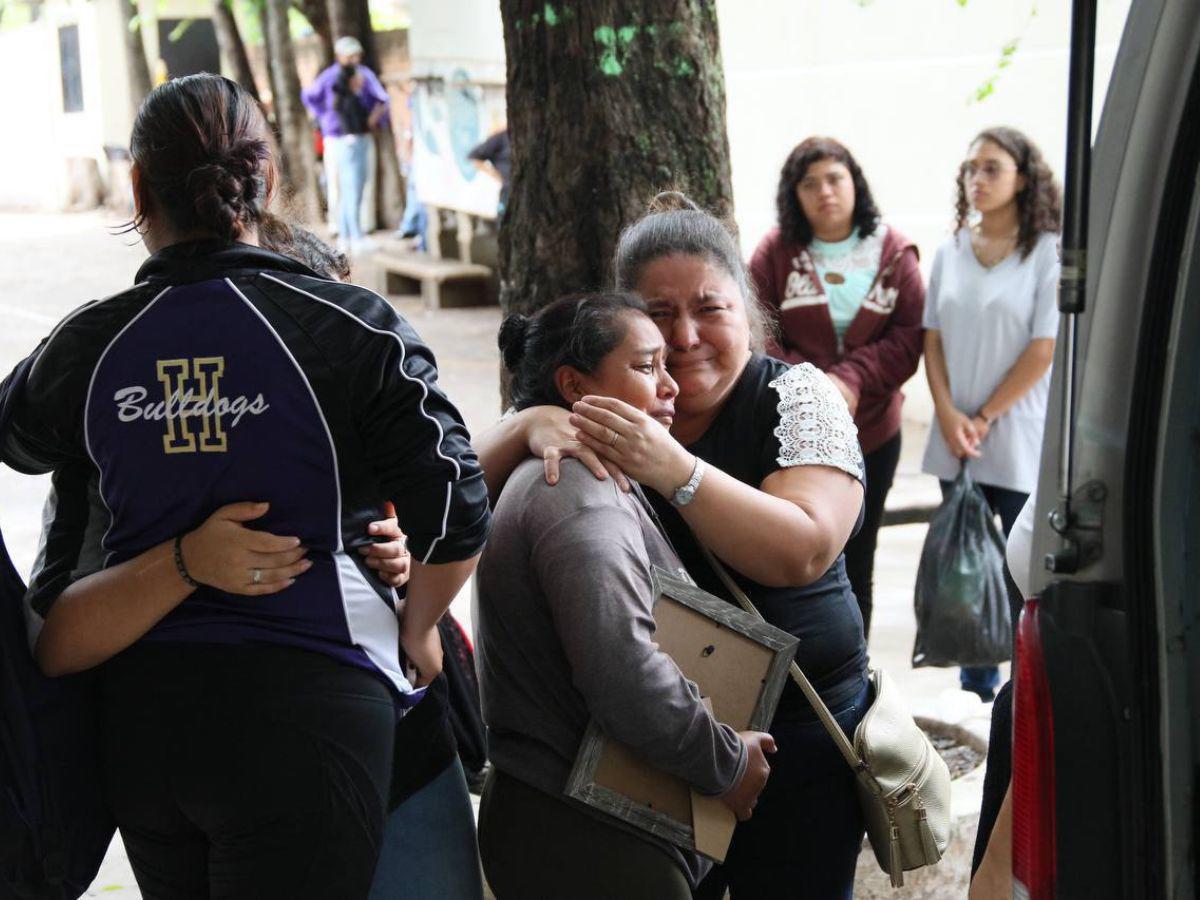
0, 0, 110, 209
0, 0, 214, 211
719, 0, 1130, 261
716, 0, 1130, 423
408, 0, 505, 85
407, 0, 506, 214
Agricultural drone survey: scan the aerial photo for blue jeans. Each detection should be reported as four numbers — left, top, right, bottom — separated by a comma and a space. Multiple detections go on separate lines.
398, 169, 427, 248
695, 679, 870, 900
938, 480, 1028, 700
368, 760, 483, 900
338, 134, 370, 243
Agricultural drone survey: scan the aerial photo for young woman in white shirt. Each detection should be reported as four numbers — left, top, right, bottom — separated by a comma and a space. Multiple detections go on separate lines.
921, 126, 1062, 700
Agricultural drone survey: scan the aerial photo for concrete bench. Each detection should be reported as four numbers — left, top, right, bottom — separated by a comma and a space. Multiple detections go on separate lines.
368, 250, 493, 311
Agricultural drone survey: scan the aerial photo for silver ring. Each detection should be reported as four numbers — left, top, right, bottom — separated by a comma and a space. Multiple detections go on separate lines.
251, 568, 262, 585
608, 429, 620, 447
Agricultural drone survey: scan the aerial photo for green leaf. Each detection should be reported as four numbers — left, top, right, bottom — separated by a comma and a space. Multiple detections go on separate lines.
167, 17, 192, 42
127, 13, 141, 32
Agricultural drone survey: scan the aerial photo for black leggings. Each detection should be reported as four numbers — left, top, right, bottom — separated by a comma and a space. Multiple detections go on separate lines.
843, 432, 902, 640
100, 643, 396, 900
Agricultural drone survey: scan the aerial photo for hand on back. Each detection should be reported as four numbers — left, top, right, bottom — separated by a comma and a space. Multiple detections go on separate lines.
359, 502, 411, 588
524, 405, 631, 491
180, 503, 308, 595
568, 395, 693, 497
180, 502, 411, 595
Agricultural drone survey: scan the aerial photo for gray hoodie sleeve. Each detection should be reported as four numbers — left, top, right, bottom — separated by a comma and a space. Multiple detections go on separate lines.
527, 488, 746, 797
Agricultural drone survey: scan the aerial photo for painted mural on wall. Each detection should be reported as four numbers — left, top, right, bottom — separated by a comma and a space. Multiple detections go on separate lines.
412, 67, 504, 218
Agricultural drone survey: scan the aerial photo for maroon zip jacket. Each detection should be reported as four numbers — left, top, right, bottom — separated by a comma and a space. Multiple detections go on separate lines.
750, 224, 925, 454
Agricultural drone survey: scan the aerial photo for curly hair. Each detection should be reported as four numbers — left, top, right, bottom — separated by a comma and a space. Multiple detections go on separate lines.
775, 137, 881, 248
955, 127, 1062, 259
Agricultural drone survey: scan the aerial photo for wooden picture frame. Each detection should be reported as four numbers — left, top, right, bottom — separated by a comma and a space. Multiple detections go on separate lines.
564, 566, 798, 861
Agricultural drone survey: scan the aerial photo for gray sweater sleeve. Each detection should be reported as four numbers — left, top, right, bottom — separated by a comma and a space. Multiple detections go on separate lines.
527, 478, 746, 796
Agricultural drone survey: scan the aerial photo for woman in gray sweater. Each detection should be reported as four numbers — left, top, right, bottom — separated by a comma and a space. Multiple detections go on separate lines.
475, 292, 775, 900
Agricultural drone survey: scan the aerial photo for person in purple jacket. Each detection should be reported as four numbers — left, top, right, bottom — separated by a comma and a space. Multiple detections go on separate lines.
302, 36, 390, 238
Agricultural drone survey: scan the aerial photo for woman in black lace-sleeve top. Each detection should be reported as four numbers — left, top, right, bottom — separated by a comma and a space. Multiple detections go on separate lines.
476, 195, 870, 900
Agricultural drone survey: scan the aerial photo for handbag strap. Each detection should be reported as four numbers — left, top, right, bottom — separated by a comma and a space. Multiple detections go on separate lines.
697, 545, 865, 776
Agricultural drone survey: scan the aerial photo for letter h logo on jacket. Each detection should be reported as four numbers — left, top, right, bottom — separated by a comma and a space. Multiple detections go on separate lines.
156, 356, 228, 454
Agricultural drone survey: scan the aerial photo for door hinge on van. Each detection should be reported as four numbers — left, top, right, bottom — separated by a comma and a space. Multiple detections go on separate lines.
1045, 479, 1107, 574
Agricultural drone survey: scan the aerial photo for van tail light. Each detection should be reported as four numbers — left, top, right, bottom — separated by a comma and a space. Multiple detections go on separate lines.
1012, 597, 1056, 899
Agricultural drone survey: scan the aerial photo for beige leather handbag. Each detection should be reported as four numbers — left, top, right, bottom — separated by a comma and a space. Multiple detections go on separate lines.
701, 547, 952, 887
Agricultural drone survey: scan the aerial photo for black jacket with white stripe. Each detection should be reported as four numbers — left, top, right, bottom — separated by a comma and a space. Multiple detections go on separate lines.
1, 240, 490, 699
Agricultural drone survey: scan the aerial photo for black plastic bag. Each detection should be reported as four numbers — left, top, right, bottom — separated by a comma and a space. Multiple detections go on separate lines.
912, 467, 1012, 668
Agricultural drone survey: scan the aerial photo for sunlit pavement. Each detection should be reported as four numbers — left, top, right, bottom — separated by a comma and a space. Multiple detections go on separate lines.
0, 211, 991, 896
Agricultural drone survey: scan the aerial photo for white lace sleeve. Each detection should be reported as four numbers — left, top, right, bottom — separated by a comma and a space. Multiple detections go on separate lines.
768, 363, 865, 481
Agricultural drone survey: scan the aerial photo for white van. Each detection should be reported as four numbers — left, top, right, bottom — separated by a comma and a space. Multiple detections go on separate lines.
1014, 0, 1200, 896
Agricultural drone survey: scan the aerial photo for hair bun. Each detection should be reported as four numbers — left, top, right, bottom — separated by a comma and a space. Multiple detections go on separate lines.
648, 190, 702, 214
497, 313, 533, 371
186, 137, 269, 241
189, 163, 247, 240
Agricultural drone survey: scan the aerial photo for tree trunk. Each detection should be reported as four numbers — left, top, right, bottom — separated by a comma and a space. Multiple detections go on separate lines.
212, 0, 260, 101
325, 0, 368, 62
293, 0, 334, 69
117, 0, 153, 117
264, 0, 320, 221
258, 1, 288, 180
327, 0, 403, 230
497, 0, 733, 315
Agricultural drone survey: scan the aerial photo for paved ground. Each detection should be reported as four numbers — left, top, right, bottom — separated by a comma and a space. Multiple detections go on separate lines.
0, 211, 996, 896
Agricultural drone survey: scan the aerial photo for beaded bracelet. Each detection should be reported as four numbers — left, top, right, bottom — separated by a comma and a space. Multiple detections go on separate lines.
173, 535, 201, 589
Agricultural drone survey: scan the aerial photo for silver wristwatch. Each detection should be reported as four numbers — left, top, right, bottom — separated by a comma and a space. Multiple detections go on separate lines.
670, 457, 706, 508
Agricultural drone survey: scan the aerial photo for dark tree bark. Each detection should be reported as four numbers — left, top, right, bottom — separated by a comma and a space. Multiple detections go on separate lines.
212, 0, 260, 101
497, 1, 733, 314
325, 0, 368, 62
258, 1, 288, 177
264, 0, 320, 221
292, 0, 334, 69
327, 0, 403, 230
117, 0, 153, 117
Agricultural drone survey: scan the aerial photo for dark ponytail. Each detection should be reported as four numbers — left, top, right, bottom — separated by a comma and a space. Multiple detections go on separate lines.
498, 292, 648, 411
129, 74, 274, 242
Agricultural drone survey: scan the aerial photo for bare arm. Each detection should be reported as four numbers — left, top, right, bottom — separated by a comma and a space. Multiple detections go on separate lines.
474, 406, 627, 499
678, 462, 863, 587
36, 540, 193, 677
925, 329, 982, 460
398, 555, 480, 686
474, 410, 546, 497
471, 159, 504, 185
569, 396, 864, 588
969, 784, 1013, 899
35, 502, 307, 676
923, 328, 955, 413
976, 338, 1055, 426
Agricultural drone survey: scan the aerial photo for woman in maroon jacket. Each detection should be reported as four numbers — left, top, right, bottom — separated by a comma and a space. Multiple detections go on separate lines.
750, 136, 925, 639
